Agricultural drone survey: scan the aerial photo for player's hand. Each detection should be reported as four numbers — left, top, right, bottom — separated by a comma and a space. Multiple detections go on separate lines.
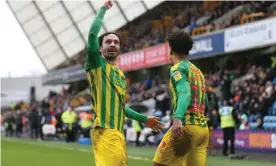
145, 116, 164, 132
172, 118, 184, 138
104, 0, 113, 10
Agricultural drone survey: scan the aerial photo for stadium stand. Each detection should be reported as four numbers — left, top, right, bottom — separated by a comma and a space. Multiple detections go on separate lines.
60, 1, 276, 67
2, 1, 276, 146
118, 1, 276, 53
2, 62, 275, 139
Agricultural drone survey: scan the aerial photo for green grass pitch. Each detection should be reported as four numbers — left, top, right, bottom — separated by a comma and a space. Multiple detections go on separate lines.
1, 137, 275, 166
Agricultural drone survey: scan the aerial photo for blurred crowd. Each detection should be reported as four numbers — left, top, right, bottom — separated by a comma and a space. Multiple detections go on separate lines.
61, 1, 276, 69
1, 1, 276, 143
217, 1, 276, 30
205, 65, 276, 130
1, 64, 275, 141
118, 1, 276, 53
1, 88, 92, 141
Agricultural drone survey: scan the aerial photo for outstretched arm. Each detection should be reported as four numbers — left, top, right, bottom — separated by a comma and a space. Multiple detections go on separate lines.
125, 106, 147, 123
125, 107, 164, 131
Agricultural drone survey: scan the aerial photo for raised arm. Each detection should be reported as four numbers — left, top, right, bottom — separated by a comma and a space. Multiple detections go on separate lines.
84, 1, 112, 71
87, 7, 106, 52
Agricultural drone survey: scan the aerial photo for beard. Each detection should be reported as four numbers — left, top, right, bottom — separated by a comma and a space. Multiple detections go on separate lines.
103, 47, 119, 61
104, 54, 118, 61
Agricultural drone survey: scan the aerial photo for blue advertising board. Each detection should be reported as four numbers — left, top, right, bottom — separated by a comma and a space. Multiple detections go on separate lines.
189, 32, 225, 59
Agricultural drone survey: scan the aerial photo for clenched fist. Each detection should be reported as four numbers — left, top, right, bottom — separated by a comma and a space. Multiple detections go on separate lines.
104, 0, 113, 10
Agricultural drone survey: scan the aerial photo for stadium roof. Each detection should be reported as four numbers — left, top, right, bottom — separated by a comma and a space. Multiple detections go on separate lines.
7, 0, 164, 71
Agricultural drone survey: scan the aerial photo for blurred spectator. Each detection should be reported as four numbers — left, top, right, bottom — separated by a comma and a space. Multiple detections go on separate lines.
5, 111, 15, 137
55, 108, 63, 139
268, 100, 276, 116
144, 76, 153, 90
133, 118, 144, 147
221, 73, 232, 101
209, 109, 220, 130
154, 92, 170, 117
219, 100, 236, 156
79, 111, 93, 138
15, 110, 23, 137
239, 114, 249, 130
29, 105, 40, 139
61, 106, 78, 143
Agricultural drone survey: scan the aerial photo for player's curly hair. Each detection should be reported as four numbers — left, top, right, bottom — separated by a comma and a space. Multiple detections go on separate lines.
98, 32, 123, 47
167, 31, 193, 55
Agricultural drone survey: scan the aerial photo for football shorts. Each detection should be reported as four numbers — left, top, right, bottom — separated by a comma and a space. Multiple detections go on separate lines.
153, 125, 209, 166
91, 127, 127, 166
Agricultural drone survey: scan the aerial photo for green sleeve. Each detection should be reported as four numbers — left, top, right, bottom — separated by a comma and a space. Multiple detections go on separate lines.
84, 7, 107, 71
171, 69, 191, 120
125, 106, 147, 123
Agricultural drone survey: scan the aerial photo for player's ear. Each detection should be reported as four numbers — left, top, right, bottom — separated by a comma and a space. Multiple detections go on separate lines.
170, 49, 175, 57
99, 47, 103, 53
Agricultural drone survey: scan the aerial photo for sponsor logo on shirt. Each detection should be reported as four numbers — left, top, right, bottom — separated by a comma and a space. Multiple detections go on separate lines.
173, 71, 182, 81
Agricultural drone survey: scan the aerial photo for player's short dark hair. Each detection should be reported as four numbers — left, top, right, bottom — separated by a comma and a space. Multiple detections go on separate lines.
98, 32, 123, 47
167, 31, 193, 55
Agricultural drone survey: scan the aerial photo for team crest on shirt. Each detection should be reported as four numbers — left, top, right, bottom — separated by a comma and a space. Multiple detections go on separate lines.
113, 74, 127, 90
158, 141, 167, 153
173, 71, 182, 81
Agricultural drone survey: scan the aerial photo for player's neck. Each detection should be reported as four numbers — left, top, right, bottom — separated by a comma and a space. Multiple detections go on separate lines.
107, 60, 116, 66
174, 56, 188, 65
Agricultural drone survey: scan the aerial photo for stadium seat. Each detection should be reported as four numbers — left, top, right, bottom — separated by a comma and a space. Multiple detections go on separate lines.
263, 116, 270, 122
249, 122, 258, 129
264, 116, 276, 123
249, 114, 262, 122
271, 116, 276, 122
249, 115, 255, 122
263, 123, 268, 130
263, 123, 270, 130
263, 122, 276, 130
268, 123, 276, 130
272, 123, 276, 130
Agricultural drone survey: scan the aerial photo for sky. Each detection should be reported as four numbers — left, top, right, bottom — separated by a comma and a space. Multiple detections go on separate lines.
0, 0, 161, 78
0, 0, 46, 78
